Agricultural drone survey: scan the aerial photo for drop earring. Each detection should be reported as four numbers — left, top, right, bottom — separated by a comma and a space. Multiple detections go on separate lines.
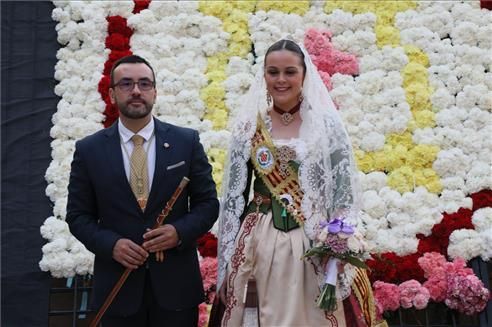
266, 92, 272, 106
298, 88, 304, 102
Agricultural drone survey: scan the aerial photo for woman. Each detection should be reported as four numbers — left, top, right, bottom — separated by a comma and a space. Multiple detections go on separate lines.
216, 39, 386, 327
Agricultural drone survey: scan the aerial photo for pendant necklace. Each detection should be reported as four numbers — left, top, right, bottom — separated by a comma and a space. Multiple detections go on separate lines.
272, 101, 301, 125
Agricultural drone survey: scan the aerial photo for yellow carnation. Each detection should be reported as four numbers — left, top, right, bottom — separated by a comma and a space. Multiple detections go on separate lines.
384, 144, 408, 172
388, 166, 415, 193
355, 150, 375, 173
375, 24, 400, 47
414, 168, 442, 194
387, 132, 413, 149
405, 83, 432, 111
408, 144, 439, 169
257, 0, 310, 15
404, 45, 429, 67
207, 147, 227, 193
402, 62, 428, 87
233, 1, 257, 12
201, 84, 225, 112
198, 1, 232, 19
414, 110, 436, 128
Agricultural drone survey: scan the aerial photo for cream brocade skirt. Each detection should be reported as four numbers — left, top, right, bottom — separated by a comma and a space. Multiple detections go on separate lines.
222, 211, 347, 327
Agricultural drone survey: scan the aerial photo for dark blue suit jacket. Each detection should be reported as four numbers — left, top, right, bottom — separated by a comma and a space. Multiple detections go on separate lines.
66, 118, 219, 316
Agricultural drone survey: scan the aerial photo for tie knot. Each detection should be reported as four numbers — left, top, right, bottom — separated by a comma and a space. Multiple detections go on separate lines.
131, 135, 145, 146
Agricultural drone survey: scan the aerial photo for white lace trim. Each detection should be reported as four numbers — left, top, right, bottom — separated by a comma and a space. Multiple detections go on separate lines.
217, 40, 362, 301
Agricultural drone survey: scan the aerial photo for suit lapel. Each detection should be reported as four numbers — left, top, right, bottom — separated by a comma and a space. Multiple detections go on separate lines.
146, 119, 172, 214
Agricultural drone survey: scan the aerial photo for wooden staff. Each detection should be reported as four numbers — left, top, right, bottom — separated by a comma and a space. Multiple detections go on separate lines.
90, 177, 190, 327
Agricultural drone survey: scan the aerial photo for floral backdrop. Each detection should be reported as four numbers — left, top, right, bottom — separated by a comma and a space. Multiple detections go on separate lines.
39, 0, 491, 321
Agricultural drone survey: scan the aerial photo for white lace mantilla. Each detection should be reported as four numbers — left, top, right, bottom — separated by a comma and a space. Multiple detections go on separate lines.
217, 41, 362, 302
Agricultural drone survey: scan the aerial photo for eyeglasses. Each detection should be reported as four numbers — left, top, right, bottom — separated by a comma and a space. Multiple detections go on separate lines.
112, 78, 155, 92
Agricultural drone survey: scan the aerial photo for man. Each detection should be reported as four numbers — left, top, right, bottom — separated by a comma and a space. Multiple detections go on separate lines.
66, 55, 219, 326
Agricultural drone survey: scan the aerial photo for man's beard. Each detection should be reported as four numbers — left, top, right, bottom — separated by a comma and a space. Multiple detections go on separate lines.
117, 98, 153, 119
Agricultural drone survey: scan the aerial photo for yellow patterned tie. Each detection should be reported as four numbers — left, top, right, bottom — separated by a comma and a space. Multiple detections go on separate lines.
130, 135, 148, 211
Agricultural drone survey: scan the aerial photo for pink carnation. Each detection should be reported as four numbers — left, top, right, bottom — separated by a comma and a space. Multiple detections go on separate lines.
417, 252, 448, 277
198, 302, 209, 327
199, 257, 218, 303
423, 275, 448, 302
446, 257, 474, 277
303, 28, 359, 77
318, 71, 333, 91
373, 281, 400, 316
445, 274, 490, 315
399, 280, 430, 309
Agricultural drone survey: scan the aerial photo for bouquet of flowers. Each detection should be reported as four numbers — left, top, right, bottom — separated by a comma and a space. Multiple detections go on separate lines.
303, 217, 368, 311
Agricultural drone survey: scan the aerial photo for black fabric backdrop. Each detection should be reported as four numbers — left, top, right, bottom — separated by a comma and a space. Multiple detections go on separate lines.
1, 2, 58, 326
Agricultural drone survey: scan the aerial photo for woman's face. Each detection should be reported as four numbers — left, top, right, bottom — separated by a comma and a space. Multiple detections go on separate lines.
264, 49, 305, 110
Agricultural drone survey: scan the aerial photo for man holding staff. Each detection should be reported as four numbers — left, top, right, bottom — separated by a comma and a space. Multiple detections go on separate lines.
66, 55, 219, 326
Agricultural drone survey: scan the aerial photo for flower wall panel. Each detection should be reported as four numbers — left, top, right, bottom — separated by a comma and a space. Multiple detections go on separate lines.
41, 2, 491, 302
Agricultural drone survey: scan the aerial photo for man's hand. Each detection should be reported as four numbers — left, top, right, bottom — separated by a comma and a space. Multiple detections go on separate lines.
112, 239, 149, 270
142, 224, 179, 253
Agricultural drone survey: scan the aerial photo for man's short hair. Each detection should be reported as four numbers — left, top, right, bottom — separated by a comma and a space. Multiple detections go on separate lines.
110, 55, 156, 86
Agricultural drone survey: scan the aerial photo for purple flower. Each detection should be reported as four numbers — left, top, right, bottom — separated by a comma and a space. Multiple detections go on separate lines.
322, 218, 354, 235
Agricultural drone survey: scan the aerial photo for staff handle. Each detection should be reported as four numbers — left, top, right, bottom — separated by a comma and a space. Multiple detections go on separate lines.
90, 177, 190, 327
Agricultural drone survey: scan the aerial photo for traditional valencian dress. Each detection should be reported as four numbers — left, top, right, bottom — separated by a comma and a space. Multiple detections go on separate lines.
220, 114, 386, 327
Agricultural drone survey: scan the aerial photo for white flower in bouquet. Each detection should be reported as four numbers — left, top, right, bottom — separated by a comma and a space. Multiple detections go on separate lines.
347, 231, 367, 254
303, 217, 367, 311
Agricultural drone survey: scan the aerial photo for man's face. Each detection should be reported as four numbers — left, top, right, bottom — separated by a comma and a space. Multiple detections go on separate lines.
109, 63, 156, 119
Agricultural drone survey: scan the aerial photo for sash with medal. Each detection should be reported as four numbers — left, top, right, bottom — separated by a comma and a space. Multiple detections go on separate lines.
247, 114, 305, 231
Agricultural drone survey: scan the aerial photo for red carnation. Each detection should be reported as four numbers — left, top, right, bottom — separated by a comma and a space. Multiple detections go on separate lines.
197, 232, 218, 258
107, 16, 132, 37
471, 189, 492, 211
109, 50, 133, 62
417, 235, 442, 255
98, 75, 111, 102
133, 0, 151, 14
105, 34, 130, 51
103, 103, 119, 128
481, 0, 492, 10
397, 254, 424, 283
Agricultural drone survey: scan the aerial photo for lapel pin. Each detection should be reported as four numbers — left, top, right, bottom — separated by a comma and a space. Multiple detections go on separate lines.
163, 142, 170, 148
